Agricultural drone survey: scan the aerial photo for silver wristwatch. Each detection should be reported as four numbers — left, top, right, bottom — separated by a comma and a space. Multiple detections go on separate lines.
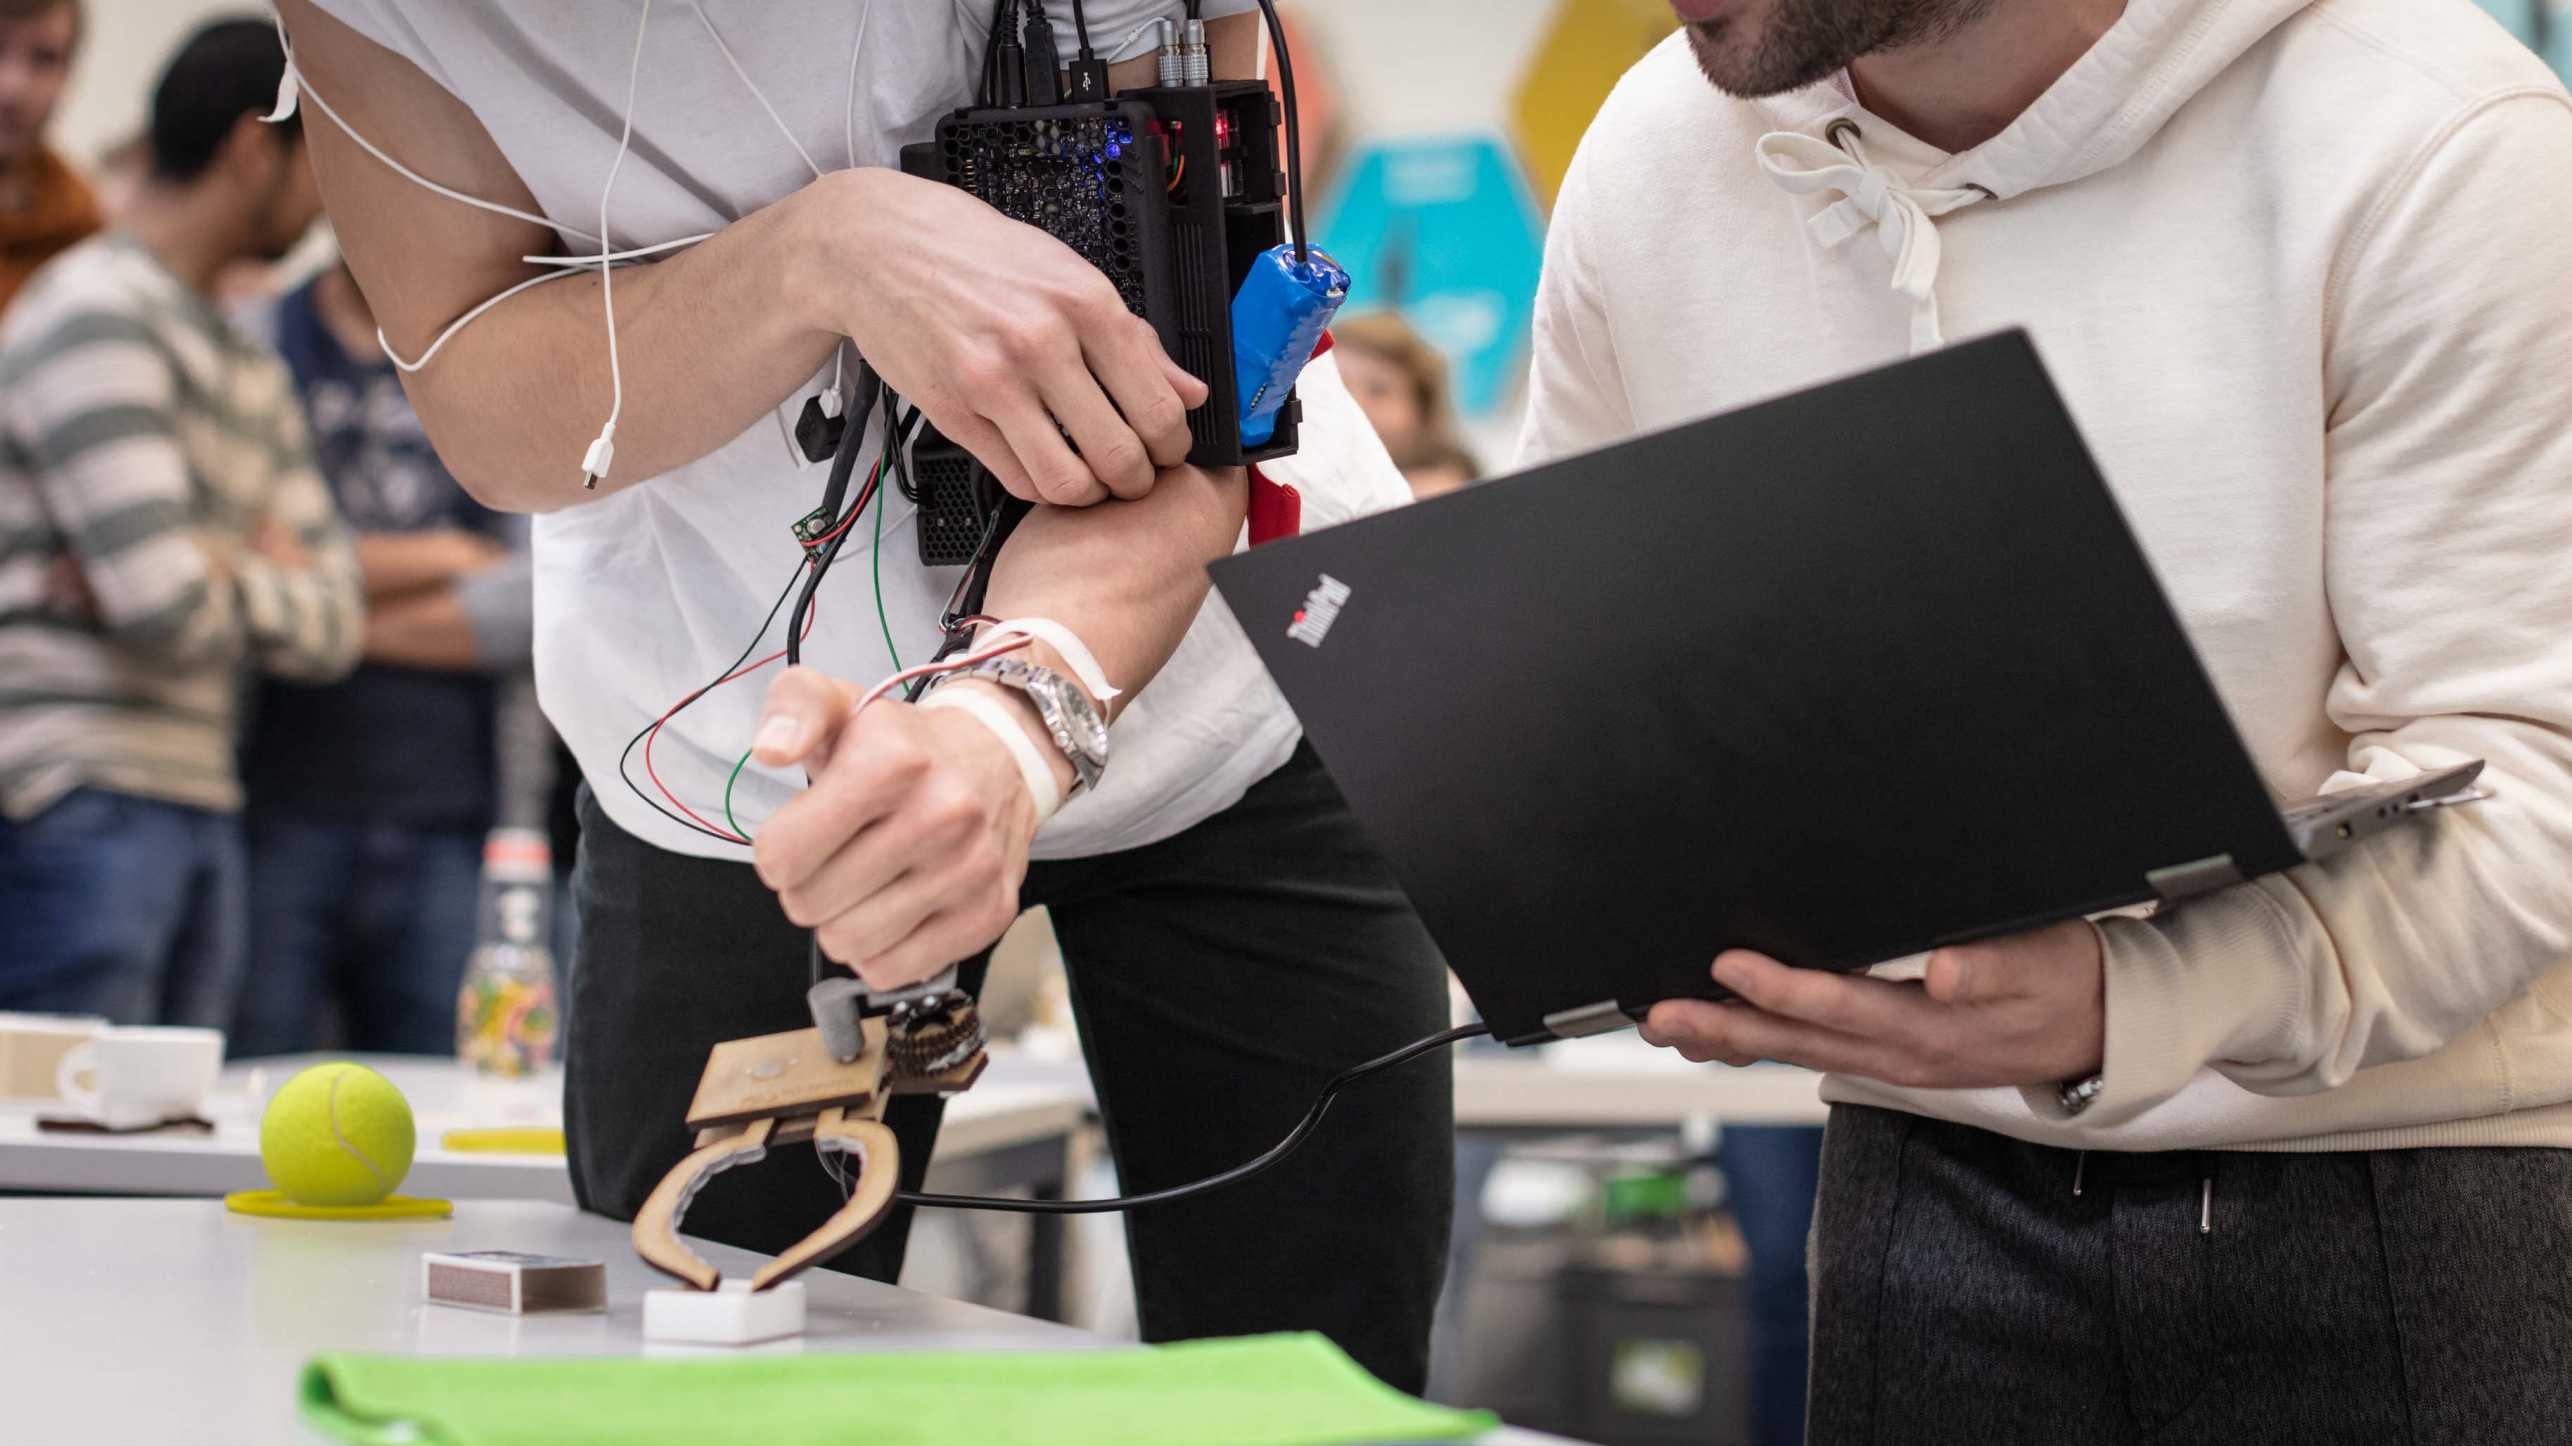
2056, 1072, 2106, 1117
932, 657, 1109, 794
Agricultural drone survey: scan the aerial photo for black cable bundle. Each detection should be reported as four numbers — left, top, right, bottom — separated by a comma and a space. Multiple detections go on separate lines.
898, 1023, 1490, 1214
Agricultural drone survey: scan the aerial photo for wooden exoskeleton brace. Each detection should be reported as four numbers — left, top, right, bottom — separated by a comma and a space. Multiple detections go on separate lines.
631, 1017, 987, 1292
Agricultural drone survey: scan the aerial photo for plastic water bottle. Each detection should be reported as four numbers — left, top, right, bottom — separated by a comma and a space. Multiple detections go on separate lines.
456, 828, 560, 1077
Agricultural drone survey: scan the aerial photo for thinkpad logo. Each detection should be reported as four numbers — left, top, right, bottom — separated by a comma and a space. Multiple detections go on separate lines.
1287, 574, 1351, 648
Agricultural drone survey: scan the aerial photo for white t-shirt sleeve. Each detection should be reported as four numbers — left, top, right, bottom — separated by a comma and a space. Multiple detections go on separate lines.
2076, 92, 2572, 1127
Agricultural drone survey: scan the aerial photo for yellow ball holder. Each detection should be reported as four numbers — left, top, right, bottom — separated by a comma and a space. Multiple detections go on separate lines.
223, 1189, 453, 1221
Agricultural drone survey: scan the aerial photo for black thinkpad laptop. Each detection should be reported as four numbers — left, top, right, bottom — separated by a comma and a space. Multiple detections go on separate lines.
1209, 331, 2481, 1046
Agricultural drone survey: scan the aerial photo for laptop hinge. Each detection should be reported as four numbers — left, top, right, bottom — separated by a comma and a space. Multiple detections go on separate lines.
2146, 853, 2242, 903
1542, 1001, 1629, 1039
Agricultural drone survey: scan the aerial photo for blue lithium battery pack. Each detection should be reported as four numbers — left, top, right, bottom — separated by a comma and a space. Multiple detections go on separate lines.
1233, 244, 1350, 448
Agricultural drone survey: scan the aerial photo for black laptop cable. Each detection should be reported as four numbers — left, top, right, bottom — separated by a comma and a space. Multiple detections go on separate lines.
895, 1021, 1489, 1215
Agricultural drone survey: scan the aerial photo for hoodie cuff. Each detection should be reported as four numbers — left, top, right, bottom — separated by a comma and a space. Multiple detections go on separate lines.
2021, 885, 2315, 1129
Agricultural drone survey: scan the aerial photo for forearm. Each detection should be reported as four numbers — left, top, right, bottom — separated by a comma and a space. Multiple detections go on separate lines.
948, 467, 1249, 787
454, 550, 534, 669
363, 588, 485, 671
354, 531, 483, 600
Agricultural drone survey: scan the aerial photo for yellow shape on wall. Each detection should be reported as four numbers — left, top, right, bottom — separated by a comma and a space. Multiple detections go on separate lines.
1508, 0, 1684, 210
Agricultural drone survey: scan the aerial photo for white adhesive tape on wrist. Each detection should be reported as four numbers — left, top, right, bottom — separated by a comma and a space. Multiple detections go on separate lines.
919, 686, 1064, 824
979, 618, 1120, 704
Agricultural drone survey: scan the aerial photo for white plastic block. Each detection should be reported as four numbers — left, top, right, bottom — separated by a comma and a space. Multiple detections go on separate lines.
643, 1280, 806, 1345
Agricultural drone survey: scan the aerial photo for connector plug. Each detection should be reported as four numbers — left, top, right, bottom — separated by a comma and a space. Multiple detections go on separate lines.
1179, 18, 1210, 86
1024, 10, 1064, 106
579, 431, 615, 490
1067, 57, 1111, 102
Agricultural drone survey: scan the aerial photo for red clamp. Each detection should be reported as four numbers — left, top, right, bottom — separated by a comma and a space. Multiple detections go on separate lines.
1248, 466, 1301, 546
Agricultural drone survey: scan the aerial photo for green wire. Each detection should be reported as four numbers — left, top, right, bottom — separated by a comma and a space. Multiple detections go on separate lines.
721, 746, 754, 841
723, 427, 905, 844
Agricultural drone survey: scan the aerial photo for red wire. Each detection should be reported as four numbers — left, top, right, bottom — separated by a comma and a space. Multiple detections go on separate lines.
639, 474, 860, 844
801, 460, 884, 550
641, 459, 959, 844
851, 634, 1032, 715
640, 580, 821, 844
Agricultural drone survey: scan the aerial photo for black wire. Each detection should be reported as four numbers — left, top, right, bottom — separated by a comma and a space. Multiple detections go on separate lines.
982, 0, 1014, 105
1250, 0, 1306, 263
615, 558, 812, 844
897, 1023, 1487, 1215
1069, 0, 1092, 57
787, 368, 883, 669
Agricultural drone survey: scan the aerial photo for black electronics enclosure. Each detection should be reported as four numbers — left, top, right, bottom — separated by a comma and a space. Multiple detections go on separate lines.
899, 81, 1299, 478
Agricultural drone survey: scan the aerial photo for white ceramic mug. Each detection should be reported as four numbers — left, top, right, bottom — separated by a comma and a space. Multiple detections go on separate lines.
54, 1026, 223, 1129
0, 1013, 105, 1100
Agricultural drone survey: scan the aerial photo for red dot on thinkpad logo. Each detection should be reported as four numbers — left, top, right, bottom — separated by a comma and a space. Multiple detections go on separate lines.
1293, 611, 1306, 622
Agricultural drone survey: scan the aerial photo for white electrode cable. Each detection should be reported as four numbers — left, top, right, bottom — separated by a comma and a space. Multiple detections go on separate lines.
687, 0, 876, 415
690, 2, 825, 181
522, 234, 712, 270
582, 0, 657, 489
380, 269, 580, 373
271, 3, 875, 474
267, 15, 600, 244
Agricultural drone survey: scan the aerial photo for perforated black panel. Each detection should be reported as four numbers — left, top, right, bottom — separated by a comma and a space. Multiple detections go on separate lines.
938, 107, 1159, 319
912, 438, 992, 568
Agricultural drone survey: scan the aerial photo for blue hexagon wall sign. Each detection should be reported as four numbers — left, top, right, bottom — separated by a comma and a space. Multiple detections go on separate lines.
1315, 135, 1549, 417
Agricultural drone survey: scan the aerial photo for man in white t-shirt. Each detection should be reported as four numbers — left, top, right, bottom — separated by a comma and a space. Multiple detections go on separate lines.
275, 0, 1451, 1384
1525, 0, 2572, 1438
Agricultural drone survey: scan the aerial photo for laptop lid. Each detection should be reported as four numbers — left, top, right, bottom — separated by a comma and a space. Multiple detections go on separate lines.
1210, 331, 2301, 1045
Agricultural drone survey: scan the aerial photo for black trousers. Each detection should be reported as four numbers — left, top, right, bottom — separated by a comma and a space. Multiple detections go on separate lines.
566, 744, 1455, 1390
1810, 1104, 2572, 1445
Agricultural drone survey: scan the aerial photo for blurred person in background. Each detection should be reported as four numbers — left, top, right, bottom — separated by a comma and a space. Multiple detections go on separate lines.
1390, 435, 1481, 501
1333, 311, 1460, 462
0, 0, 94, 315
0, 18, 360, 1029
231, 256, 533, 1057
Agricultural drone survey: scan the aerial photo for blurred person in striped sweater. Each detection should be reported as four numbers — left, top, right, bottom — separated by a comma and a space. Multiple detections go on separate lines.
0, 20, 358, 1029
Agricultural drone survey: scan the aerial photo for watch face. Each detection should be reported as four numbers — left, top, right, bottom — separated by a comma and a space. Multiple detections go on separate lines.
1065, 707, 1109, 756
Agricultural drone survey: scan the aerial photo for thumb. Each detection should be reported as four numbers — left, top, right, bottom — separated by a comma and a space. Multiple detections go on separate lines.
752, 667, 862, 769
1923, 945, 1995, 1006
1162, 353, 1211, 408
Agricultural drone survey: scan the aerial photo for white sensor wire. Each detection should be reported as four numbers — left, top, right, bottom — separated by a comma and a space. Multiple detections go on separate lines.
582, 0, 657, 489
272, 3, 873, 476
270, 14, 601, 245
522, 234, 713, 270
380, 269, 579, 373
691, 1, 824, 181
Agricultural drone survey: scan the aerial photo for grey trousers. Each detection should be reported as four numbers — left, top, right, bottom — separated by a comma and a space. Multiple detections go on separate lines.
1810, 1104, 2572, 1446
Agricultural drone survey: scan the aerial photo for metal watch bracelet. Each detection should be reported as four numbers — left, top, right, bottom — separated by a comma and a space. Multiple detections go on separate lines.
2057, 1072, 2106, 1117
926, 657, 1109, 794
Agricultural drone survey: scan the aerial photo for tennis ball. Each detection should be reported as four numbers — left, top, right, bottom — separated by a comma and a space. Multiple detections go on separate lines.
259, 1062, 416, 1207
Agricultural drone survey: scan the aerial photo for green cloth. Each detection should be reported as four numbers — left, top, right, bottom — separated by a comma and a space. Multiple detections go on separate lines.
301, 1331, 1497, 1446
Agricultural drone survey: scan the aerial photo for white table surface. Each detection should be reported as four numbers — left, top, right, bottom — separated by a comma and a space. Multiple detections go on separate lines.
0, 1051, 1093, 1201
1452, 1033, 1830, 1129
989, 1031, 1830, 1130
0, 1197, 1580, 1445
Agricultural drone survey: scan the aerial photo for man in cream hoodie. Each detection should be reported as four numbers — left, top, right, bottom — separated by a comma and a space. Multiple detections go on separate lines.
1524, 0, 2572, 1438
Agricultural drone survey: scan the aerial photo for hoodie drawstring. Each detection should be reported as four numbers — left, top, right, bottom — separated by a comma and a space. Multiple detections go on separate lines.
1755, 121, 1989, 353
